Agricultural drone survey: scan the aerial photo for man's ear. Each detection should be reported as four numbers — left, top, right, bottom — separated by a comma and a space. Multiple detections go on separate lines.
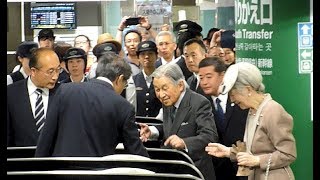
178, 80, 185, 92
18, 56, 23, 63
114, 74, 124, 86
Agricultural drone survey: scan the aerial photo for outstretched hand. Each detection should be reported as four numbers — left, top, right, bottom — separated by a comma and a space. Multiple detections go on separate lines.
205, 143, 230, 158
139, 123, 151, 142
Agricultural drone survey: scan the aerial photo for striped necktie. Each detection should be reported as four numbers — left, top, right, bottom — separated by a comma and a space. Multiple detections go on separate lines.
35, 89, 45, 132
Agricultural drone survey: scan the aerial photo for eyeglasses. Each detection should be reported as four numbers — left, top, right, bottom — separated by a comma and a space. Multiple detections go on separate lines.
123, 80, 128, 88
35, 67, 63, 77
157, 42, 173, 47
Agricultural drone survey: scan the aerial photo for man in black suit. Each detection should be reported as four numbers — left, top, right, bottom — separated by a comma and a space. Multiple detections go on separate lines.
154, 31, 178, 68
7, 48, 61, 147
35, 52, 148, 158
198, 57, 248, 180
139, 63, 218, 180
183, 38, 208, 95
174, 20, 203, 81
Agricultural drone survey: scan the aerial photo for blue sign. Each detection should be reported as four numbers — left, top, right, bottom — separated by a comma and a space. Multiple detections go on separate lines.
298, 22, 313, 48
297, 22, 313, 74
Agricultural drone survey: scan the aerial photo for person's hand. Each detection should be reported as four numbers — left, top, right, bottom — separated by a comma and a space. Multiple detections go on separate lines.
139, 123, 151, 142
236, 152, 260, 167
209, 29, 225, 48
161, 24, 170, 31
118, 16, 130, 31
164, 135, 186, 150
205, 143, 230, 158
139, 16, 151, 30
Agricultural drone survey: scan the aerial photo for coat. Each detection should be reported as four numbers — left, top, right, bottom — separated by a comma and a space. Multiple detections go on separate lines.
35, 79, 148, 158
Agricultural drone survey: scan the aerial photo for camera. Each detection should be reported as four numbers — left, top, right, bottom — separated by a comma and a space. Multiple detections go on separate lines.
125, 17, 141, 26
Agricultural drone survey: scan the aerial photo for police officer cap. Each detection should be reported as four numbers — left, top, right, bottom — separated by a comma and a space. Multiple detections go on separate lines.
220, 30, 235, 50
93, 42, 119, 58
63, 47, 87, 60
174, 20, 202, 33
136, 41, 157, 56
16, 41, 38, 58
38, 29, 55, 39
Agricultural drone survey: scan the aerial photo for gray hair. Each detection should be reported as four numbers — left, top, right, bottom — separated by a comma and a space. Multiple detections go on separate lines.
155, 31, 176, 44
151, 63, 188, 89
96, 52, 132, 81
233, 62, 265, 92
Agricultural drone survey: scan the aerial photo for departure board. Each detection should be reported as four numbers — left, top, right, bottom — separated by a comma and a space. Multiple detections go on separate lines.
30, 2, 76, 29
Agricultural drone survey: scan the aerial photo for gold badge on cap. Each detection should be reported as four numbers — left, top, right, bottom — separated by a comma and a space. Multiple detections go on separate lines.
104, 46, 112, 51
180, 24, 188, 29
142, 43, 149, 48
70, 50, 78, 55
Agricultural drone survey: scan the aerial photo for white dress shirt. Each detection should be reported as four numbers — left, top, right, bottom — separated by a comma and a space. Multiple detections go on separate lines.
27, 77, 49, 118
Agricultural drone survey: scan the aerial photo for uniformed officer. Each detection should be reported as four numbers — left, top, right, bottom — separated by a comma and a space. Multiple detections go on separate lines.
88, 41, 122, 79
126, 40, 162, 117
7, 41, 39, 85
60, 47, 88, 83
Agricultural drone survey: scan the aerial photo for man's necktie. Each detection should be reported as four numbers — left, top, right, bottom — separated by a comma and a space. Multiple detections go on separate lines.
35, 89, 45, 132
215, 98, 225, 126
190, 76, 197, 91
170, 106, 176, 123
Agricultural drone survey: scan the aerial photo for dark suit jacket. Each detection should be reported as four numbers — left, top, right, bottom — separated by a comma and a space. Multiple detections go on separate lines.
176, 56, 193, 81
35, 79, 148, 158
212, 97, 248, 180
155, 58, 162, 68
157, 88, 219, 180
57, 69, 69, 83
7, 78, 60, 147
60, 76, 89, 83
9, 71, 25, 83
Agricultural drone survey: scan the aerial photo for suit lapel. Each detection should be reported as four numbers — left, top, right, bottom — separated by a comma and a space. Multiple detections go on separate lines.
169, 90, 192, 135
224, 98, 234, 132
21, 80, 38, 131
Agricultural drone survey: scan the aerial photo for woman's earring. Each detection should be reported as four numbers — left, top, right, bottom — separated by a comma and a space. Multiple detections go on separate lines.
248, 93, 251, 97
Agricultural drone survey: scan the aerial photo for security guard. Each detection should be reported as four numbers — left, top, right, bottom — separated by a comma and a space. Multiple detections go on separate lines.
174, 20, 203, 81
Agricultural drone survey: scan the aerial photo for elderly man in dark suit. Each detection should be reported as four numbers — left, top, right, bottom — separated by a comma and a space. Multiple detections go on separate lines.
35, 52, 148, 158
139, 63, 218, 180
7, 48, 61, 147
199, 57, 248, 180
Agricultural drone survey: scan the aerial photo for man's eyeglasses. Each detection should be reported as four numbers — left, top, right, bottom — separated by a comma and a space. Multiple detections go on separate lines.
157, 42, 173, 47
123, 80, 128, 88
35, 67, 63, 77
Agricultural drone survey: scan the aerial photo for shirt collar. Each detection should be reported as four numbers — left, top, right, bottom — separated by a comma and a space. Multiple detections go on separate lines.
174, 88, 186, 109
142, 70, 152, 83
19, 68, 28, 79
96, 76, 113, 87
27, 77, 49, 96
160, 56, 175, 65
211, 93, 228, 104
70, 75, 86, 82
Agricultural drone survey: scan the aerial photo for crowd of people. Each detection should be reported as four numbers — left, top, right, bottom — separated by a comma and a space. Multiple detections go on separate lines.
7, 16, 297, 180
